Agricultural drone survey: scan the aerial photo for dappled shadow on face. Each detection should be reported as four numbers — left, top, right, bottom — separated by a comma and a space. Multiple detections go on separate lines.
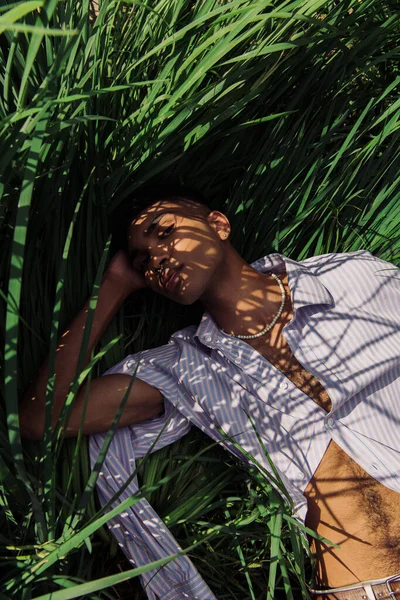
128, 199, 227, 306
127, 198, 290, 337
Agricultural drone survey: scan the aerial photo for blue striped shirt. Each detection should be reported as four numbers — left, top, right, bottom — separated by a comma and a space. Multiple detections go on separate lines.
89, 251, 400, 599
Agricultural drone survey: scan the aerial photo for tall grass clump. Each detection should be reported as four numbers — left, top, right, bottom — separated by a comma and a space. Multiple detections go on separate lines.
1, 0, 399, 598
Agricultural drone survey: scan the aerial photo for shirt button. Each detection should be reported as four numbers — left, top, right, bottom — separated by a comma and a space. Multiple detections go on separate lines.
279, 382, 288, 390
233, 356, 241, 364
204, 335, 212, 343
326, 418, 335, 429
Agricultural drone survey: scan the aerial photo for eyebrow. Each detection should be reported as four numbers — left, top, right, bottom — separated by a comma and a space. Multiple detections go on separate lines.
128, 211, 170, 263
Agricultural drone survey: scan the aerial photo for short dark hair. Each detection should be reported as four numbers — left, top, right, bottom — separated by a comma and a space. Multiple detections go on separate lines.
110, 184, 210, 253
132, 184, 209, 218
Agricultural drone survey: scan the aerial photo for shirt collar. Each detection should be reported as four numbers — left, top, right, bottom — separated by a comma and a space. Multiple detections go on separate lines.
195, 253, 334, 349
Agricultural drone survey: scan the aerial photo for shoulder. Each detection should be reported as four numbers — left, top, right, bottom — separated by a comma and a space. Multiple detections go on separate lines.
300, 251, 399, 311
301, 250, 381, 269
103, 325, 198, 377
102, 325, 207, 403
300, 250, 399, 280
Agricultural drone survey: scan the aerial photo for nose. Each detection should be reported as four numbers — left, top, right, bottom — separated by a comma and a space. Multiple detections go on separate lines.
147, 241, 169, 271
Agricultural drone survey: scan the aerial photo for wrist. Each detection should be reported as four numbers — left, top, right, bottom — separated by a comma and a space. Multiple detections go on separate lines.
104, 250, 146, 294
102, 271, 137, 297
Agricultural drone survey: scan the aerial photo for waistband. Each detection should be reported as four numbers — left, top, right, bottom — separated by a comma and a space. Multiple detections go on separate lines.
309, 574, 400, 600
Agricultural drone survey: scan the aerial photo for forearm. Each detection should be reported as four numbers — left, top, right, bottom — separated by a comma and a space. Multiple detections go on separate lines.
21, 272, 134, 434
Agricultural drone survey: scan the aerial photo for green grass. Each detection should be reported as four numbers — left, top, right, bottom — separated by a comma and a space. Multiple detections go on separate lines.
1, 0, 400, 598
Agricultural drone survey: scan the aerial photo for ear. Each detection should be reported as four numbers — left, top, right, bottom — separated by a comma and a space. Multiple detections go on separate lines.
206, 211, 231, 240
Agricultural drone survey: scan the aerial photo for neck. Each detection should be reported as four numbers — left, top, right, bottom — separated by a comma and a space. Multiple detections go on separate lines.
200, 246, 284, 337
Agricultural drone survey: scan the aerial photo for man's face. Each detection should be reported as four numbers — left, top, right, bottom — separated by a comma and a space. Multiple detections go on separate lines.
127, 198, 229, 305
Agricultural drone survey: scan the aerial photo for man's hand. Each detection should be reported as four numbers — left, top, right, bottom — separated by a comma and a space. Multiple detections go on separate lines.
106, 250, 146, 293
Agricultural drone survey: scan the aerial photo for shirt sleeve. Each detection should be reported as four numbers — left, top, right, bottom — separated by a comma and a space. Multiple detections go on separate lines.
89, 350, 217, 600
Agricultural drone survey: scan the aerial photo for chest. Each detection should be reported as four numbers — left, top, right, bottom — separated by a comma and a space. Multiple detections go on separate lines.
247, 282, 332, 413
256, 339, 332, 413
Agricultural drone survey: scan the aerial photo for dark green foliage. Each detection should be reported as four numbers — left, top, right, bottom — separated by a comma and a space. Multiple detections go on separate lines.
0, 0, 399, 597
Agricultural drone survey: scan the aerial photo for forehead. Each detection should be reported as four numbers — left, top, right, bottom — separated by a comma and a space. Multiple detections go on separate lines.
127, 198, 205, 248
131, 199, 189, 228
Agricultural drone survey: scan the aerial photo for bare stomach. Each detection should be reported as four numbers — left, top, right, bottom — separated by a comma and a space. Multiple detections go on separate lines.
304, 440, 400, 587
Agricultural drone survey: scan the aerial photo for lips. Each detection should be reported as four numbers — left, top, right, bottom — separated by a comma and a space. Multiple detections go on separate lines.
160, 266, 182, 292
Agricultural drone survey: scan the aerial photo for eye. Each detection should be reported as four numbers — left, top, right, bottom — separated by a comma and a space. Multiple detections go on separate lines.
160, 224, 174, 238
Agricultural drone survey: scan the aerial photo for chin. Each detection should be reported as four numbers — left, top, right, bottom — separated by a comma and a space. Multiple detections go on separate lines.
174, 292, 200, 306
175, 285, 206, 306
179, 297, 198, 306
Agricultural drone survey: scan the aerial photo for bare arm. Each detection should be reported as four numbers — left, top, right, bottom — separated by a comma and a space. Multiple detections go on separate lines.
20, 252, 163, 439
60, 374, 163, 437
